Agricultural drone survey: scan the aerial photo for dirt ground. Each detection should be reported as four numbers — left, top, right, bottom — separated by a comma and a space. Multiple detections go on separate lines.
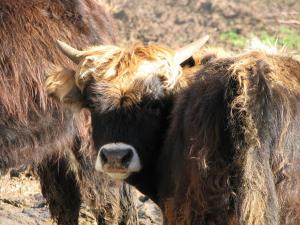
1, 0, 299, 224
0, 169, 98, 225
0, 169, 162, 225
107, 0, 300, 51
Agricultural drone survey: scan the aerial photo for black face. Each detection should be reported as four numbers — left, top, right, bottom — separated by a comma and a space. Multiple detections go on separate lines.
84, 80, 173, 199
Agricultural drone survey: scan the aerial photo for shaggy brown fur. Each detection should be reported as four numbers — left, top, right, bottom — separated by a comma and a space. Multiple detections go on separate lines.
0, 1, 161, 225
159, 50, 300, 225
46, 43, 189, 108
0, 0, 115, 171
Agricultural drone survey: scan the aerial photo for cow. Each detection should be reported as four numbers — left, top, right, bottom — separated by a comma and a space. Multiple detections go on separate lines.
0, 1, 161, 224
49, 38, 300, 225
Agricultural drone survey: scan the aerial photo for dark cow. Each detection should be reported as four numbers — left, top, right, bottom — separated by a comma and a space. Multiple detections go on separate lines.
0, 1, 160, 224
156, 49, 300, 225
50, 39, 300, 225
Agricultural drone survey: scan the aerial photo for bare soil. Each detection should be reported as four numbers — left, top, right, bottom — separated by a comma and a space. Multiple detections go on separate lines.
1, 0, 299, 224
0, 170, 97, 225
107, 0, 300, 51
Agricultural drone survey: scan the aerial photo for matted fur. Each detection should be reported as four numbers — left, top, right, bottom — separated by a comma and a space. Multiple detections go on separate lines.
76, 44, 178, 90
46, 43, 189, 110
159, 50, 300, 225
228, 52, 300, 225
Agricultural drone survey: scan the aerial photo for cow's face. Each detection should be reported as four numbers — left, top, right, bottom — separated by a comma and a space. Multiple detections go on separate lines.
87, 67, 174, 181
46, 37, 208, 194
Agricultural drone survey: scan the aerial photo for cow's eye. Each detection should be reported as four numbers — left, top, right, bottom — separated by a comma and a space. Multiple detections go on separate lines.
144, 101, 161, 116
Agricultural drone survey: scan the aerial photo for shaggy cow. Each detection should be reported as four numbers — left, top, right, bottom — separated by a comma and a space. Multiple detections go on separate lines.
157, 49, 300, 225
50, 39, 300, 225
46, 36, 209, 198
0, 1, 160, 224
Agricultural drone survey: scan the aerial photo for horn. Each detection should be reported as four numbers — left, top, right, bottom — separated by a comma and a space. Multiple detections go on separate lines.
174, 35, 209, 65
57, 40, 84, 64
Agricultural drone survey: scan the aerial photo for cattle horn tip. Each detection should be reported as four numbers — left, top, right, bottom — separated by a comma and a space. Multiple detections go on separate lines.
174, 35, 209, 64
56, 40, 83, 64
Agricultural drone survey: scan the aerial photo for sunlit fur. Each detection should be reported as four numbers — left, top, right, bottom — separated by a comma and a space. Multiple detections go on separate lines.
46, 43, 190, 109
0, 0, 115, 171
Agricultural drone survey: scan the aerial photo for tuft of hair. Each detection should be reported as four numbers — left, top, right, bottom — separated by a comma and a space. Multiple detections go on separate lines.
73, 43, 180, 91
46, 66, 76, 100
246, 37, 279, 54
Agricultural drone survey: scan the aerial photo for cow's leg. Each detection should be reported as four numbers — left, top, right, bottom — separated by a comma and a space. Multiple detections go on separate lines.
38, 155, 81, 225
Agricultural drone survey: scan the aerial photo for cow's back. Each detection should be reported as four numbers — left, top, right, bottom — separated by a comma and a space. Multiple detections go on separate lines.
159, 51, 300, 225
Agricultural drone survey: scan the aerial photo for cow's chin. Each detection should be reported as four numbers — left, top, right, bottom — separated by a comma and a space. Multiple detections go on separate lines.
107, 172, 131, 180
95, 159, 139, 180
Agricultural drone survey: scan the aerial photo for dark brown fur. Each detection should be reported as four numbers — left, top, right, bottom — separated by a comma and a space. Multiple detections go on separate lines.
159, 51, 300, 225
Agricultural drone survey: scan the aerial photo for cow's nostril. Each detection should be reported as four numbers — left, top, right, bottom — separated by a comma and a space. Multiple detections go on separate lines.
100, 149, 108, 164
121, 149, 133, 166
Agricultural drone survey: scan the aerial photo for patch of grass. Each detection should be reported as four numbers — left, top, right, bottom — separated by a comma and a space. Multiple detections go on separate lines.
219, 27, 300, 53
219, 31, 247, 47
258, 31, 277, 45
278, 26, 300, 49
257, 27, 300, 50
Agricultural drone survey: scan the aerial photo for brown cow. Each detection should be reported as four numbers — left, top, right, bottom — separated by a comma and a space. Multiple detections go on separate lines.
0, 1, 161, 225
49, 39, 300, 225
157, 50, 300, 225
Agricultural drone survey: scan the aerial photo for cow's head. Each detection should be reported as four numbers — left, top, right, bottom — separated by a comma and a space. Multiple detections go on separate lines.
46, 37, 208, 196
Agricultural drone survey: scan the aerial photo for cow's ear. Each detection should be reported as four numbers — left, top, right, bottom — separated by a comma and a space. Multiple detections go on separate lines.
46, 66, 83, 112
